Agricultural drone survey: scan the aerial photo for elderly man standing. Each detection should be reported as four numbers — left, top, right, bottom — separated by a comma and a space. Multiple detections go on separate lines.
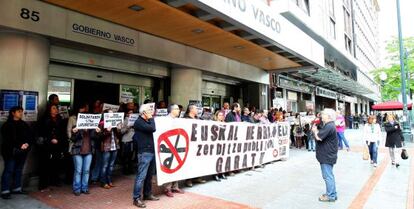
312, 108, 338, 202
132, 105, 159, 208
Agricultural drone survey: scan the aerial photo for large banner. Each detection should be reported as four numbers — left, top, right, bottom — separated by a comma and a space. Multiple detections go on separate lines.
153, 118, 290, 185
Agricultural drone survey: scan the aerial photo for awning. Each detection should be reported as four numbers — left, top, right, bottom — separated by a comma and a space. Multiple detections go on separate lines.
371, 101, 412, 111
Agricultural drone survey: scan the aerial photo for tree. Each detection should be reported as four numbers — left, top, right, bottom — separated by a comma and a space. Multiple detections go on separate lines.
371, 37, 414, 101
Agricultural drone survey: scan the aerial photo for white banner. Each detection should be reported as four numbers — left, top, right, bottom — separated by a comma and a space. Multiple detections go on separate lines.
128, 114, 139, 127
153, 118, 290, 185
76, 114, 102, 129
103, 103, 120, 112
104, 112, 124, 128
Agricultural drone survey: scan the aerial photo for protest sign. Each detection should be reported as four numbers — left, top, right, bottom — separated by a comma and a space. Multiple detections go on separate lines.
104, 112, 124, 128
127, 113, 139, 126
141, 103, 155, 113
103, 103, 120, 112
153, 118, 290, 185
76, 114, 101, 129
156, 108, 168, 117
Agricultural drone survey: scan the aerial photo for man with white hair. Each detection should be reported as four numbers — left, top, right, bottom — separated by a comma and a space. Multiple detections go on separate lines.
312, 108, 338, 202
132, 104, 158, 208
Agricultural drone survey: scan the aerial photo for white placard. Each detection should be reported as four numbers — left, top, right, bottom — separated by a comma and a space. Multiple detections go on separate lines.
141, 103, 155, 113
103, 103, 120, 112
104, 112, 124, 128
153, 118, 290, 185
127, 114, 139, 126
76, 114, 102, 129
156, 109, 168, 117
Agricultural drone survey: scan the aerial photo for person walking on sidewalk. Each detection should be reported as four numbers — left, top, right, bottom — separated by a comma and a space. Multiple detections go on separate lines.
163, 104, 185, 197
1, 106, 33, 199
132, 105, 159, 208
384, 114, 403, 168
362, 115, 382, 167
336, 110, 350, 151
312, 108, 338, 202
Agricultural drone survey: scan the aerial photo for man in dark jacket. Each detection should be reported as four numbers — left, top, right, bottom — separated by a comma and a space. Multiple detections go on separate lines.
312, 108, 338, 202
132, 105, 158, 208
225, 103, 242, 122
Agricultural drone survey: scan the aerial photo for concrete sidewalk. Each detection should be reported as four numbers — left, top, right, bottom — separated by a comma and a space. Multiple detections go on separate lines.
0, 129, 412, 209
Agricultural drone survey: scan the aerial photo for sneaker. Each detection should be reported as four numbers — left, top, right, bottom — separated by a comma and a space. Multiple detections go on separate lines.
396, 163, 400, 168
102, 184, 111, 189
108, 183, 115, 187
144, 195, 160, 201
1, 193, 11, 199
185, 180, 193, 187
214, 175, 221, 182
318, 194, 336, 202
82, 190, 90, 195
73, 191, 81, 196
373, 163, 377, 167
228, 172, 235, 176
165, 190, 174, 197
133, 199, 146, 208
195, 178, 206, 183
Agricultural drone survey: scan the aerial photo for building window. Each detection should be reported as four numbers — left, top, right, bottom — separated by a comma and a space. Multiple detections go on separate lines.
329, 18, 336, 39
345, 34, 353, 54
343, 7, 352, 36
328, 0, 335, 17
293, 0, 310, 15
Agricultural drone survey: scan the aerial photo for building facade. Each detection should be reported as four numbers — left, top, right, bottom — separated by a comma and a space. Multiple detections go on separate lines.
269, 0, 381, 115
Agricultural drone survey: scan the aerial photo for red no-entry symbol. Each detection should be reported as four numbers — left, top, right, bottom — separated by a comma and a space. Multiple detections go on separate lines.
157, 128, 189, 174
273, 149, 279, 158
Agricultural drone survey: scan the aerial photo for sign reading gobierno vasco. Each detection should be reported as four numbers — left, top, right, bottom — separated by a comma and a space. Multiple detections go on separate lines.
153, 118, 290, 185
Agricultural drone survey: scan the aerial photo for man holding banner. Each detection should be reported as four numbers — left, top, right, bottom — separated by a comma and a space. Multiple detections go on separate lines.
132, 104, 158, 208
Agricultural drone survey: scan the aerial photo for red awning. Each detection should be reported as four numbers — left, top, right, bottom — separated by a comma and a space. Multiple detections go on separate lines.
371, 101, 412, 111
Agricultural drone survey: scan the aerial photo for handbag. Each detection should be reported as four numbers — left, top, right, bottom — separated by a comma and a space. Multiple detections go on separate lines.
363, 145, 370, 160
401, 149, 409, 160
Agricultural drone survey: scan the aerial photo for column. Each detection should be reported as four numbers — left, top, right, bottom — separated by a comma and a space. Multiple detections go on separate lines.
170, 68, 202, 108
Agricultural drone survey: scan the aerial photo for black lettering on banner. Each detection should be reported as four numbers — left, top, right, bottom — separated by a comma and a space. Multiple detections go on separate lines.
263, 126, 268, 139
211, 125, 219, 141
234, 126, 239, 141
232, 143, 237, 153
251, 153, 257, 166
246, 126, 255, 140
222, 144, 226, 156
234, 155, 240, 170
196, 145, 202, 156
260, 141, 263, 151
257, 126, 262, 140
216, 143, 223, 155
242, 154, 248, 168
272, 126, 277, 138
218, 125, 226, 141
259, 152, 265, 164
201, 125, 208, 141
209, 144, 214, 156
216, 157, 223, 173
227, 143, 231, 155
237, 143, 242, 153
225, 156, 231, 172
203, 144, 208, 155
191, 124, 198, 141
227, 125, 234, 141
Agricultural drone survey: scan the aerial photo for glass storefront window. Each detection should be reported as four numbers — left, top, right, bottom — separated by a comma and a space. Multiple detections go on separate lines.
121, 85, 140, 104
144, 87, 152, 101
47, 79, 72, 106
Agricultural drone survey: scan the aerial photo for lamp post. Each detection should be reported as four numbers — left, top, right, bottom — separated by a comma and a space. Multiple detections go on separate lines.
396, 0, 412, 142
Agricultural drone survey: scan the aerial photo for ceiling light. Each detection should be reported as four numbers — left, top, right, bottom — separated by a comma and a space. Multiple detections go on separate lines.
129, 5, 144, 12
192, 28, 204, 34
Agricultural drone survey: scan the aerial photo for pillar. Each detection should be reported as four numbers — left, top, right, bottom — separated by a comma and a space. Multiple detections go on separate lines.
170, 68, 202, 108
0, 30, 50, 185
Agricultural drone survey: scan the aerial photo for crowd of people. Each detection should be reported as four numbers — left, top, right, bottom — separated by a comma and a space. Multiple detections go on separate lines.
0, 95, 407, 206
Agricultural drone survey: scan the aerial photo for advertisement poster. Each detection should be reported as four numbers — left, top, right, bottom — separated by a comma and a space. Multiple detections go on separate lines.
0, 90, 38, 121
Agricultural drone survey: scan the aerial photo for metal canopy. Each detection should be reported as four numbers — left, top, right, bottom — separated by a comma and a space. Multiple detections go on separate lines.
297, 68, 374, 96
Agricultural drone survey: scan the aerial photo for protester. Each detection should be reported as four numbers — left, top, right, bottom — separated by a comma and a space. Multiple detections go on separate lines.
120, 109, 135, 175
99, 110, 121, 189
312, 108, 338, 202
224, 103, 242, 122
213, 110, 228, 181
362, 115, 382, 167
336, 110, 350, 151
69, 103, 101, 196
163, 104, 184, 197
132, 104, 159, 208
221, 102, 231, 117
1, 106, 33, 199
274, 111, 284, 122
384, 114, 403, 168
38, 104, 67, 191
293, 115, 304, 149
184, 105, 207, 187
241, 107, 253, 123
91, 100, 104, 184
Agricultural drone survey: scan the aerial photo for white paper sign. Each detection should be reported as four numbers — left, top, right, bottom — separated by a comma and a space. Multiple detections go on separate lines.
103, 103, 120, 112
128, 114, 139, 126
156, 109, 168, 117
104, 112, 124, 128
153, 118, 290, 185
76, 114, 102, 129
141, 103, 155, 113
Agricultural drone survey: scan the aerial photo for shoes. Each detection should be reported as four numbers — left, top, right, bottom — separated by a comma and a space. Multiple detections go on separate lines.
195, 178, 206, 183
346, 148, 351, 152
172, 188, 184, 194
220, 174, 227, 180
396, 163, 400, 168
144, 195, 160, 201
165, 189, 174, 197
370, 160, 374, 164
228, 172, 235, 176
214, 175, 221, 182
373, 163, 377, 167
82, 190, 90, 195
185, 180, 193, 187
12, 190, 28, 195
133, 199, 146, 208
73, 191, 81, 196
102, 184, 111, 189
108, 183, 115, 187
318, 194, 336, 202
1, 193, 11, 199
392, 161, 395, 165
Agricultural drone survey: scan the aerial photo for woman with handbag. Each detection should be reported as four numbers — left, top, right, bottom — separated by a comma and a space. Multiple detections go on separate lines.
1, 106, 33, 199
362, 115, 382, 167
384, 114, 403, 168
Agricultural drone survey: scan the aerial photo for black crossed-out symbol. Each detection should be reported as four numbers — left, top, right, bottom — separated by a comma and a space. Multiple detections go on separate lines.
159, 134, 186, 169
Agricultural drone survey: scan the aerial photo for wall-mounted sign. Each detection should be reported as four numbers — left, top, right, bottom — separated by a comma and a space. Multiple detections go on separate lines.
316, 87, 337, 100
278, 75, 314, 94
0, 90, 38, 122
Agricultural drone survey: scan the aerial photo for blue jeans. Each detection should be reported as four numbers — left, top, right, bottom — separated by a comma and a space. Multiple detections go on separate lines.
320, 164, 337, 200
307, 135, 315, 151
91, 149, 102, 182
100, 150, 117, 184
337, 132, 350, 149
133, 152, 155, 200
1, 153, 27, 194
368, 142, 378, 164
72, 154, 92, 193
